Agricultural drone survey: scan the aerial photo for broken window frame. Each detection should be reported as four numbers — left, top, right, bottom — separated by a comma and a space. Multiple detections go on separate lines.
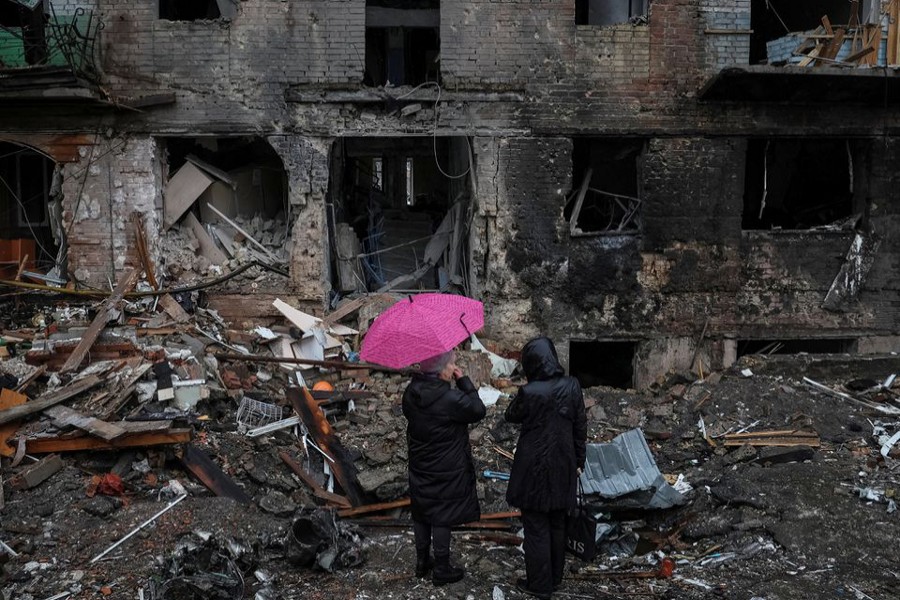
13, 151, 50, 227
575, 0, 649, 27
364, 1, 441, 87
567, 138, 645, 237
742, 137, 865, 232
158, 0, 237, 22
749, 0, 875, 65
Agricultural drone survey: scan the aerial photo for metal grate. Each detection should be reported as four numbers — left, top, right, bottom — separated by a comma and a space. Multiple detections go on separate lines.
236, 397, 283, 434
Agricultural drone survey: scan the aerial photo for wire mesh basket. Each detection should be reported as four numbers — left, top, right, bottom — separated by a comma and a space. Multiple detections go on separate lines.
236, 397, 283, 433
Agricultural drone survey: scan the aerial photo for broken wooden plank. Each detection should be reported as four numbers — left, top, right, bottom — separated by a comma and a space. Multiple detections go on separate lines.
158, 294, 191, 324
336, 497, 411, 518
14, 365, 46, 393
44, 405, 127, 441
8, 454, 64, 491
568, 168, 593, 236
723, 437, 821, 448
183, 212, 228, 265
60, 268, 140, 374
25, 428, 191, 454
0, 387, 28, 457
163, 161, 216, 230
322, 293, 393, 327
289, 386, 366, 506
0, 374, 103, 426
206, 203, 280, 263
132, 213, 158, 290
180, 443, 251, 504
724, 429, 818, 439
279, 450, 352, 508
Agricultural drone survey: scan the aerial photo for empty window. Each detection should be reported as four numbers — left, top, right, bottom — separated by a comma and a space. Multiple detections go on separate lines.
565, 138, 643, 235
159, 0, 237, 21
743, 139, 863, 230
365, 0, 440, 87
576, 0, 648, 26
328, 136, 472, 293
570, 341, 636, 390
750, 0, 874, 65
0, 0, 47, 66
737, 338, 855, 357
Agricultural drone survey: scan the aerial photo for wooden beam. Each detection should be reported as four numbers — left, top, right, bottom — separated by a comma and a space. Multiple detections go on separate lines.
279, 450, 352, 508
889, 0, 900, 65
568, 168, 593, 236
183, 212, 228, 264
0, 374, 103, 426
59, 268, 140, 374
44, 405, 127, 441
337, 498, 411, 518
7, 454, 64, 491
0, 387, 28, 457
180, 443, 251, 504
289, 386, 366, 506
24, 428, 191, 453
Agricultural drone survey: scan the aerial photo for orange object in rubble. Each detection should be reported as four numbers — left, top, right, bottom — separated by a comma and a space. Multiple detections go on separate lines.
312, 381, 334, 392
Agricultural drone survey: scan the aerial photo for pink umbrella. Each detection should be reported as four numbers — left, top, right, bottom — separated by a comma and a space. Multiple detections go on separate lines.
360, 293, 484, 369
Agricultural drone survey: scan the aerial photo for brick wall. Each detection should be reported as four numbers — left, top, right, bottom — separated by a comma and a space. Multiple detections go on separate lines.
61, 136, 162, 283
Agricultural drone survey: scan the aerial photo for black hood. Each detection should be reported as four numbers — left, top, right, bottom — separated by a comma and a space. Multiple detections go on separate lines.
521, 337, 565, 382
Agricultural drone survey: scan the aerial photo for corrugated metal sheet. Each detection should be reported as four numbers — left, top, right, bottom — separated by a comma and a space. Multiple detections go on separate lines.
580, 428, 685, 509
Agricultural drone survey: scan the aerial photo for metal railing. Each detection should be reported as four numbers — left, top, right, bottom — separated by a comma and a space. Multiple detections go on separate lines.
0, 3, 103, 80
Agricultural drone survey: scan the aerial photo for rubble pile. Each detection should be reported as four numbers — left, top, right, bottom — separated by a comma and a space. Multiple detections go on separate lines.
0, 286, 898, 599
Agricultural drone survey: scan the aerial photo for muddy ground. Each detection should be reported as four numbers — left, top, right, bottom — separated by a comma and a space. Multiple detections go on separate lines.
2, 352, 899, 600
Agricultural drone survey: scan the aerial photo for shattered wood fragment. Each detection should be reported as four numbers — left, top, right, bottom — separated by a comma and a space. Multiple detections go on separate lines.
8, 453, 63, 491
206, 203, 280, 263
0, 374, 103, 426
158, 294, 191, 324
132, 213, 158, 290
0, 387, 28, 457
44, 405, 127, 441
14, 365, 45, 393
336, 498, 412, 518
723, 430, 820, 447
183, 212, 228, 264
59, 268, 140, 374
180, 443, 251, 504
279, 450, 352, 508
25, 428, 191, 454
289, 386, 366, 506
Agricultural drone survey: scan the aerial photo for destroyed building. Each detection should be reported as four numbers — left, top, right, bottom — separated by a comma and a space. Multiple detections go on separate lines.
1, 0, 899, 389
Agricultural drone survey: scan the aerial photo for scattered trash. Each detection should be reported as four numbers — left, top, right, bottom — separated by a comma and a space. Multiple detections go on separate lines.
284, 509, 365, 572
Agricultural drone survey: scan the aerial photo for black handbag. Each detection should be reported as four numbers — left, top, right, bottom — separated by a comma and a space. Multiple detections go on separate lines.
565, 480, 598, 561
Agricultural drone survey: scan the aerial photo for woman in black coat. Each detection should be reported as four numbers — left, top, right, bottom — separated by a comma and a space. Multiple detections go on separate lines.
402, 349, 486, 585
506, 337, 587, 599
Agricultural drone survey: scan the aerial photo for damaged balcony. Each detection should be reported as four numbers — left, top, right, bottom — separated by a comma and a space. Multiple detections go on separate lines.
0, 0, 104, 103
701, 0, 900, 103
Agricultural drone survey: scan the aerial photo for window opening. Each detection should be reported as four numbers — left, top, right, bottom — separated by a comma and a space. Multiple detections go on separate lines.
576, 0, 648, 26
159, 136, 289, 286
569, 340, 636, 390
328, 136, 471, 295
743, 138, 861, 230
159, 0, 237, 21
565, 138, 643, 235
750, 0, 872, 65
365, 0, 440, 87
736, 338, 855, 358
0, 142, 61, 278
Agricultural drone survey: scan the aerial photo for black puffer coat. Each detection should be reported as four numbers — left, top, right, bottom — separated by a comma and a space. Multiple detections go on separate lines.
505, 337, 587, 513
403, 373, 486, 526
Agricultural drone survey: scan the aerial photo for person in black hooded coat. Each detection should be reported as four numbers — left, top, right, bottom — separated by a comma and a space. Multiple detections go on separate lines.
505, 337, 587, 599
402, 349, 486, 585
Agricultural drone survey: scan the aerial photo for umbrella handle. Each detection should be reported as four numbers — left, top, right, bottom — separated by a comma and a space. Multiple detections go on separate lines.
460, 312, 472, 337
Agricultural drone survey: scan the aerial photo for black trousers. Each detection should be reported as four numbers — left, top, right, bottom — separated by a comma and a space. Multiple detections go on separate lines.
521, 508, 567, 594
413, 519, 452, 559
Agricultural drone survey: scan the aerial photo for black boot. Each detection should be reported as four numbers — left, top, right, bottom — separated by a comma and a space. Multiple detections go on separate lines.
415, 553, 434, 578
432, 555, 464, 585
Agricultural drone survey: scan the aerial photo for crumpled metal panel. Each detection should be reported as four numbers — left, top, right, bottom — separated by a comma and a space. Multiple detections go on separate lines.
580, 428, 685, 509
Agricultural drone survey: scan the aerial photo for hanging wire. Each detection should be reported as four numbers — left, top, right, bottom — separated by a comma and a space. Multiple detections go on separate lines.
765, 0, 792, 35
0, 174, 56, 262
